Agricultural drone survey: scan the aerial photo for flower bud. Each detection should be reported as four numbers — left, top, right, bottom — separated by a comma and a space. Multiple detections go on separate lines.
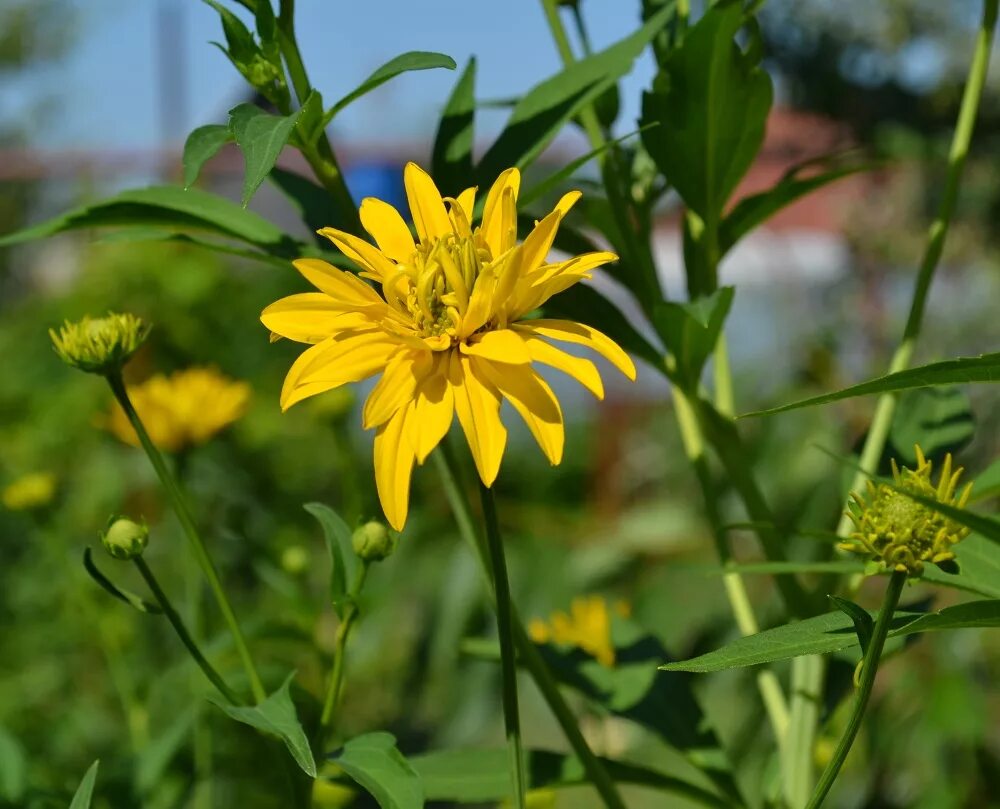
102, 516, 149, 560
352, 520, 397, 563
50, 312, 150, 375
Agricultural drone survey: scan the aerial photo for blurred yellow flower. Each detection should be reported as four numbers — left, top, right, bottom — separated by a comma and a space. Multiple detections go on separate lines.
528, 595, 630, 667
263, 162, 636, 530
106, 367, 251, 453
1, 472, 57, 511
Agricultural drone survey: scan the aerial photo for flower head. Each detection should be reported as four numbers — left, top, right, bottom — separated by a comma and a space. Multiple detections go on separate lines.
2, 472, 56, 511
50, 312, 150, 375
841, 446, 973, 576
105, 367, 251, 453
263, 163, 636, 529
528, 596, 631, 667
101, 515, 149, 561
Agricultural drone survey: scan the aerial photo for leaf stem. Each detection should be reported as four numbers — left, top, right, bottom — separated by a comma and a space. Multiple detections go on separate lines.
479, 484, 527, 809
106, 373, 266, 704
318, 561, 369, 739
804, 571, 907, 809
132, 556, 243, 706
432, 446, 629, 809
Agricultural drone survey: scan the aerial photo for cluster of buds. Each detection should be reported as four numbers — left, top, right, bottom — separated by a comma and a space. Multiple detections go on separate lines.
50, 312, 149, 375
841, 446, 973, 576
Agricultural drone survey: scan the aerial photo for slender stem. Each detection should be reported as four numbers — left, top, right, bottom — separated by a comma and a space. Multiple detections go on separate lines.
783, 655, 825, 808
132, 557, 243, 706
805, 572, 906, 809
432, 447, 629, 809
318, 562, 369, 738
479, 485, 527, 809
107, 373, 266, 704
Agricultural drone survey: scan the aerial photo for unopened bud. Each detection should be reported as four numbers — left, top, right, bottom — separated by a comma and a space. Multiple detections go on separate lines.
50, 312, 150, 375
352, 520, 397, 562
102, 516, 149, 560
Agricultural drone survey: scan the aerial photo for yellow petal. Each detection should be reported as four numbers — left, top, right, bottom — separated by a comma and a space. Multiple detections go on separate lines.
477, 359, 564, 465
261, 294, 373, 344
292, 258, 389, 309
316, 229, 397, 280
374, 403, 416, 531
456, 186, 477, 222
460, 267, 498, 337
522, 334, 604, 399
412, 355, 454, 463
517, 208, 563, 278
359, 197, 417, 263
481, 168, 520, 257
362, 350, 430, 429
515, 320, 636, 380
553, 189, 582, 217
404, 162, 452, 243
450, 355, 507, 485
460, 328, 531, 364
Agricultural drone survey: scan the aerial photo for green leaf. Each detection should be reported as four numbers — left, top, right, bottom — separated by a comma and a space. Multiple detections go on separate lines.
209, 672, 316, 777
83, 548, 162, 614
228, 103, 302, 206
971, 458, 1000, 503
711, 560, 864, 576
136, 708, 196, 794
203, 0, 257, 63
269, 167, 343, 234
0, 185, 297, 254
922, 534, 1000, 599
662, 599, 1000, 672
640, 0, 772, 220
431, 57, 476, 197
889, 387, 974, 463
408, 748, 729, 808
652, 287, 734, 387
69, 760, 99, 809
253, 0, 277, 49
329, 732, 423, 809
183, 124, 233, 188
328, 51, 456, 119
0, 726, 26, 802
542, 282, 664, 371
477, 3, 676, 185
745, 353, 1000, 417
304, 503, 357, 618
718, 153, 873, 255
829, 595, 874, 654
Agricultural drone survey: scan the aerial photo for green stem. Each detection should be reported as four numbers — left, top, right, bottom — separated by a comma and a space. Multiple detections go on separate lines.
479, 485, 527, 809
805, 572, 906, 809
783, 655, 825, 808
432, 447, 628, 809
318, 561, 369, 739
132, 556, 243, 706
107, 374, 266, 704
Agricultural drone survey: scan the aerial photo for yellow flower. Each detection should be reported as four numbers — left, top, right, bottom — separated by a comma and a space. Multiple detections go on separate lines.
106, 367, 251, 453
528, 596, 630, 667
262, 163, 636, 530
2, 472, 56, 511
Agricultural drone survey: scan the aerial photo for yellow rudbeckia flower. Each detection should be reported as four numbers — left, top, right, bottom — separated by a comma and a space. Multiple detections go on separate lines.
263, 163, 636, 530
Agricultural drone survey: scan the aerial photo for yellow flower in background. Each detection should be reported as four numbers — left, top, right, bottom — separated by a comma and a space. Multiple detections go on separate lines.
106, 367, 251, 453
2, 472, 56, 511
528, 596, 631, 667
263, 162, 636, 530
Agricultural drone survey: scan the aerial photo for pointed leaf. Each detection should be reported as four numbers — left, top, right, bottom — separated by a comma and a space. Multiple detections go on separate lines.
209, 673, 316, 777
69, 761, 99, 809
432, 57, 476, 197
183, 124, 233, 188
304, 502, 357, 618
328, 51, 457, 119
228, 103, 302, 206
889, 387, 974, 463
203, 0, 257, 63
829, 595, 874, 654
653, 287, 734, 387
971, 458, 1000, 503
329, 732, 423, 809
83, 548, 162, 614
922, 534, 1000, 600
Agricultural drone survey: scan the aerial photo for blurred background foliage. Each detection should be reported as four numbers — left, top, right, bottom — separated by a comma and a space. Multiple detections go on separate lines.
1, 1, 1000, 808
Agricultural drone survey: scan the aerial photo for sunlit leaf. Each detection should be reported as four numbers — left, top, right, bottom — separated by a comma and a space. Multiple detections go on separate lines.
304, 502, 358, 618
183, 124, 233, 188
228, 103, 302, 206
328, 51, 456, 119
329, 732, 423, 809
432, 57, 476, 197
69, 761, 99, 809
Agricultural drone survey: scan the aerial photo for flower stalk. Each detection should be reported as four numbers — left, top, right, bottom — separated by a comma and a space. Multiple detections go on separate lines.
318, 560, 369, 740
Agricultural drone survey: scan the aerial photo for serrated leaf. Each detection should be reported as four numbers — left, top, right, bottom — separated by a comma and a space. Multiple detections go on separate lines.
745, 353, 1000, 417
829, 595, 874, 654
228, 103, 302, 206
408, 748, 729, 807
183, 124, 233, 188
209, 673, 316, 777
889, 387, 974, 463
304, 502, 357, 618
329, 732, 423, 809
640, 0, 772, 220
477, 3, 675, 185
328, 51, 456, 119
653, 287, 734, 387
69, 760, 99, 809
431, 57, 476, 197
662, 600, 1000, 672
83, 548, 162, 614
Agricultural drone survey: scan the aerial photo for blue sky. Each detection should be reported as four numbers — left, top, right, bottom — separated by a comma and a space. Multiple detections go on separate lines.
24, 0, 659, 156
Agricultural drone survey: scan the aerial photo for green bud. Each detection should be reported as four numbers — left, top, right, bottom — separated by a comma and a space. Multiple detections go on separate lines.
102, 516, 149, 561
50, 312, 150, 375
352, 520, 397, 563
